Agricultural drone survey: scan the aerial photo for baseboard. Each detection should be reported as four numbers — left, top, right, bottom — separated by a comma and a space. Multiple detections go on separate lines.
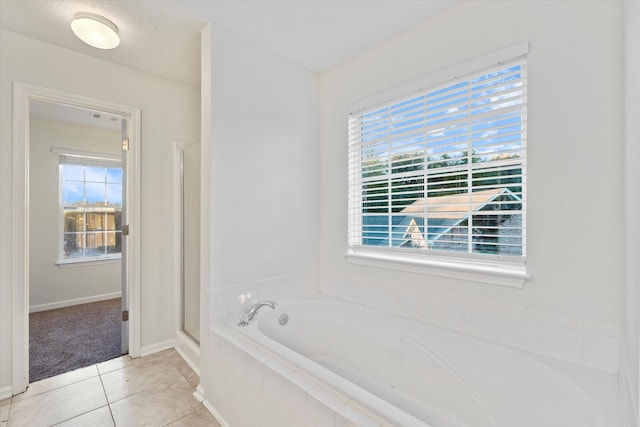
193, 384, 205, 402
202, 398, 231, 427
140, 338, 175, 357
175, 330, 200, 375
29, 292, 121, 313
0, 386, 12, 400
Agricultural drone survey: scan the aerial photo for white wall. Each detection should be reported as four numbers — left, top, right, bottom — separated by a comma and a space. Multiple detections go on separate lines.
207, 23, 320, 298
200, 23, 320, 423
624, 1, 640, 425
29, 117, 121, 312
0, 29, 199, 396
320, 0, 624, 361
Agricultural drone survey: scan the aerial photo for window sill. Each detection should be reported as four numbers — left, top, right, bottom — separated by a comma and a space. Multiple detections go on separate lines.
345, 249, 529, 288
56, 256, 121, 268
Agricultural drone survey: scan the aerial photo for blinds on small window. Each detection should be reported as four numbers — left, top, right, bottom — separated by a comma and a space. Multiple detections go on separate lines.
348, 58, 527, 259
58, 153, 121, 168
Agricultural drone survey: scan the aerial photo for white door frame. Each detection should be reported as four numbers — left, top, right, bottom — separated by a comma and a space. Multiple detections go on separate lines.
12, 82, 141, 394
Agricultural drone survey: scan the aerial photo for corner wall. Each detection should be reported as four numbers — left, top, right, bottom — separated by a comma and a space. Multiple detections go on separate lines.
319, 1, 624, 372
199, 23, 320, 424
205, 23, 320, 315
0, 29, 199, 397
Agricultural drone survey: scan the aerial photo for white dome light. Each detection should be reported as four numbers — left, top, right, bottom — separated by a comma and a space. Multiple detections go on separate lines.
71, 13, 120, 50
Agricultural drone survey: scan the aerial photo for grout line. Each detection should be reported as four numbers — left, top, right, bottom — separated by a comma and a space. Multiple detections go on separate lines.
4, 401, 13, 427
97, 365, 118, 427
49, 405, 111, 426
10, 367, 101, 404
6, 350, 205, 427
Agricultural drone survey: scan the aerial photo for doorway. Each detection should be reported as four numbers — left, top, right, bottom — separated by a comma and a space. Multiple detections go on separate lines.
28, 100, 124, 382
11, 83, 141, 395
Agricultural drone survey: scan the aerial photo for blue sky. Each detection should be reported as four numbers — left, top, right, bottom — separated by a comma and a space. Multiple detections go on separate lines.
62, 165, 122, 206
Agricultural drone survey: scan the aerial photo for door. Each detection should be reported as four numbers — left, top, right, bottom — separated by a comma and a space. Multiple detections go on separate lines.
121, 119, 129, 354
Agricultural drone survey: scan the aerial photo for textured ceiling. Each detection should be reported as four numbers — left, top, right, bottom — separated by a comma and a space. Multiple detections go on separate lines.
0, 0, 457, 87
0, 0, 205, 86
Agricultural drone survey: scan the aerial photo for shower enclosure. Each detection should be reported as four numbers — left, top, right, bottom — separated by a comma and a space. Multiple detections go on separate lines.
179, 143, 200, 344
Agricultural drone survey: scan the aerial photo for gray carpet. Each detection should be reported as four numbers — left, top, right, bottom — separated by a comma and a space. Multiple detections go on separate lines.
29, 298, 123, 382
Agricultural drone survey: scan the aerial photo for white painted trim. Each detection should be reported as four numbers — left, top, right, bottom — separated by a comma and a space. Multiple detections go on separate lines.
126, 107, 141, 359
0, 386, 12, 401
11, 82, 142, 395
29, 292, 122, 313
175, 330, 200, 375
12, 83, 29, 396
193, 384, 205, 403
173, 142, 183, 336
50, 146, 120, 160
55, 257, 121, 267
202, 399, 231, 427
140, 339, 175, 357
346, 250, 528, 288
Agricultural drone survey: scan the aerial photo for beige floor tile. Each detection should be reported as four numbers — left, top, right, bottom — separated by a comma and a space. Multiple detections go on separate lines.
101, 357, 185, 403
12, 365, 99, 402
182, 369, 200, 388
7, 377, 107, 427
109, 379, 203, 427
4, 349, 220, 427
166, 351, 194, 374
1, 403, 9, 426
97, 355, 139, 375
56, 406, 114, 427
156, 348, 177, 358
166, 406, 222, 427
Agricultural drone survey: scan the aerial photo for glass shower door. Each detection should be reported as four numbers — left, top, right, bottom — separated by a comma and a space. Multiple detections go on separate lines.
180, 144, 200, 344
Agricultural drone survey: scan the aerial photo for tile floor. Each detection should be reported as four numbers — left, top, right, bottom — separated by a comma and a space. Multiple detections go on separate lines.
1, 349, 222, 427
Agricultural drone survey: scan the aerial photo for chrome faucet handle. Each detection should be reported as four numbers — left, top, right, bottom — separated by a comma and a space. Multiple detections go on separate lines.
237, 313, 250, 327
237, 300, 277, 326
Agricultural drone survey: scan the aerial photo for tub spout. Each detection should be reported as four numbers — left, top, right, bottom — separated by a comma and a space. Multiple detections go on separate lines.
237, 300, 277, 326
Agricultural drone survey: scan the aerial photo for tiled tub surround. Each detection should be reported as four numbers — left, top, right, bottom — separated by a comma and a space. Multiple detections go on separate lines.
206, 296, 623, 427
207, 323, 390, 427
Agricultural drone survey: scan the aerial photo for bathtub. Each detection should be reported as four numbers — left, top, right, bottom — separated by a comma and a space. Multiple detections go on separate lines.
226, 297, 620, 427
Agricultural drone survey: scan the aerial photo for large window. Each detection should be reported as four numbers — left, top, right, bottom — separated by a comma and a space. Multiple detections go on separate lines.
348, 53, 527, 284
59, 153, 122, 262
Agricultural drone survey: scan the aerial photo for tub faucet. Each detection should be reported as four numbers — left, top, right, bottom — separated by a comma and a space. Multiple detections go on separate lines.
237, 300, 277, 326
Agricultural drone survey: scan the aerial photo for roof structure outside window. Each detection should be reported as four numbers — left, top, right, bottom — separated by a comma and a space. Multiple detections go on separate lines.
347, 44, 529, 287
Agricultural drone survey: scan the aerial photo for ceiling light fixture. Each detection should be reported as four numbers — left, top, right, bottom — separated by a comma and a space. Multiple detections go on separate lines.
71, 13, 120, 50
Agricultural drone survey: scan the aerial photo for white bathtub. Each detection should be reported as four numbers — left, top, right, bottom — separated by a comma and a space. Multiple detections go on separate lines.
229, 297, 621, 427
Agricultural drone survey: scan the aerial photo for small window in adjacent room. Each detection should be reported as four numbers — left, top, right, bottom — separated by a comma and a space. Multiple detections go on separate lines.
347, 47, 529, 287
58, 153, 122, 264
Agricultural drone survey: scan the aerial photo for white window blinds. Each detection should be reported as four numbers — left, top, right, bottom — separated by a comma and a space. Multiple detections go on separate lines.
348, 58, 527, 259
58, 153, 121, 168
